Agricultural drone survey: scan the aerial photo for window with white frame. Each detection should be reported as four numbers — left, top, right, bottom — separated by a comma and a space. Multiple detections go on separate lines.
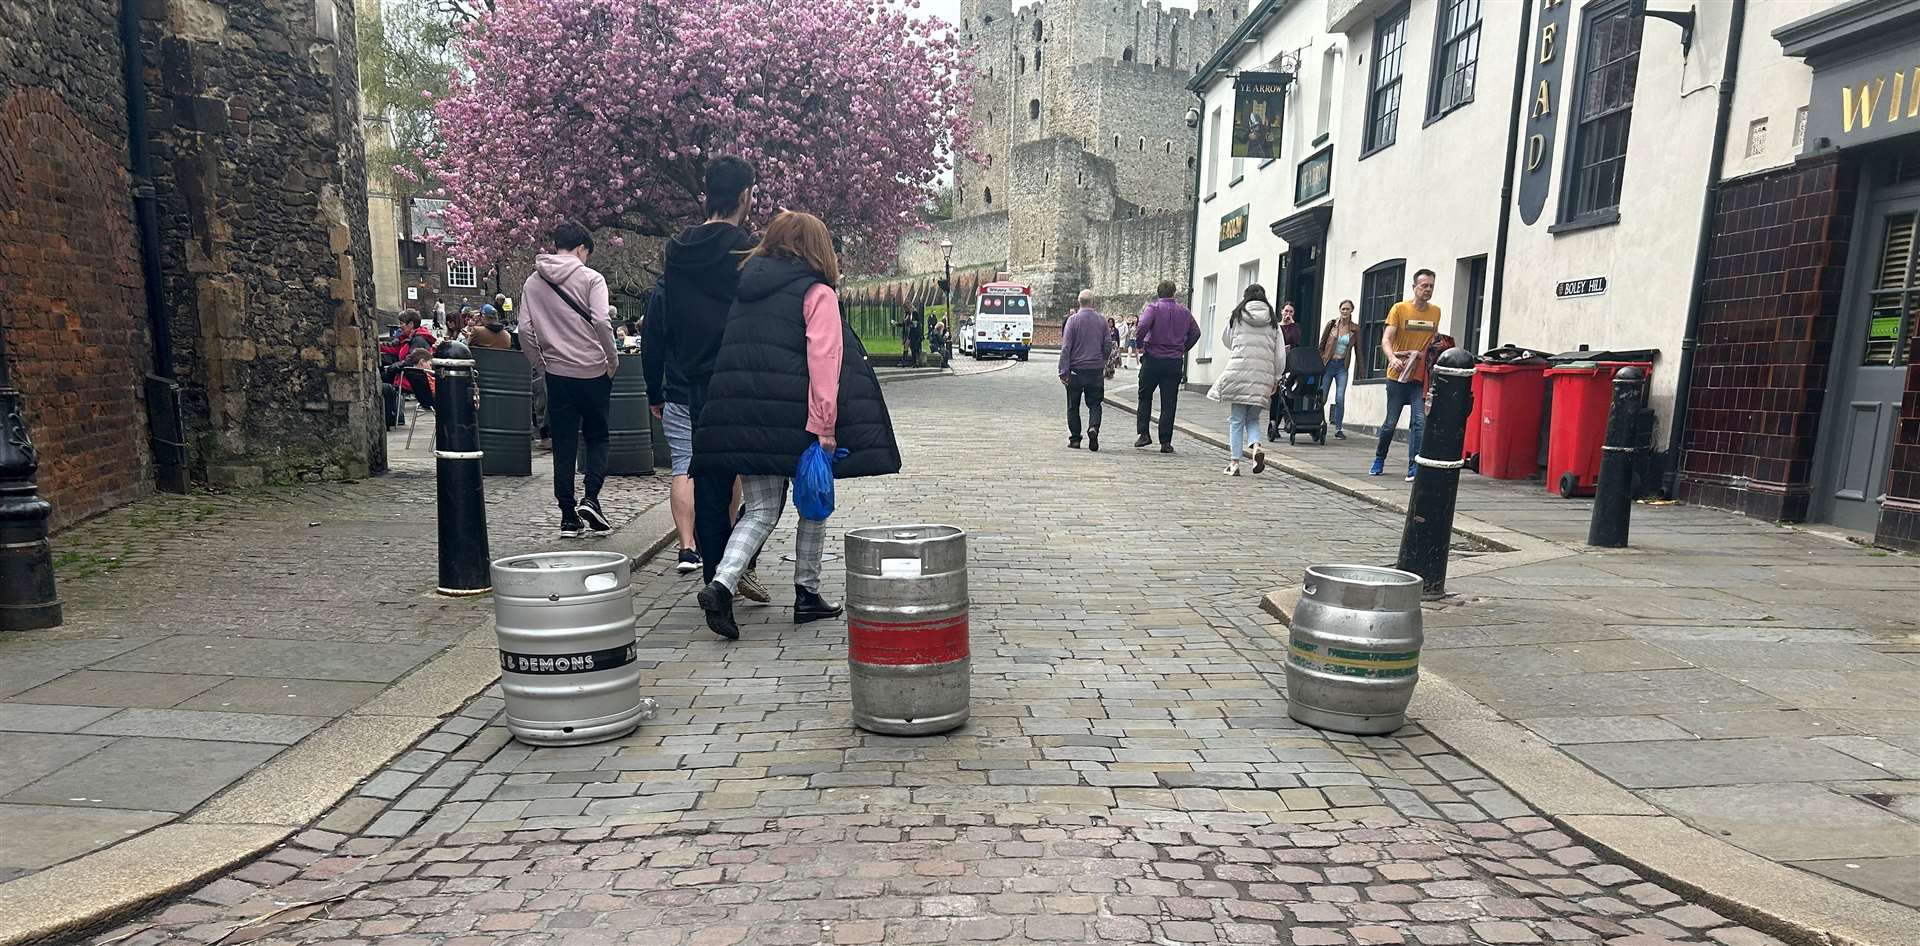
1199, 274, 1219, 358
1363, 5, 1408, 155
447, 259, 478, 289
1207, 106, 1223, 194
1236, 259, 1260, 307
1563, 0, 1643, 224
1428, 0, 1481, 119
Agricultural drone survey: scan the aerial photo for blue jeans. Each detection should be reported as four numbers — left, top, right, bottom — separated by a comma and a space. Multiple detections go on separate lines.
1375, 379, 1425, 466
1323, 359, 1349, 431
1227, 402, 1262, 459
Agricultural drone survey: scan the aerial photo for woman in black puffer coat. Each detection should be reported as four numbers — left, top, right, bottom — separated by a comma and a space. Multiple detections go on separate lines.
691, 211, 901, 640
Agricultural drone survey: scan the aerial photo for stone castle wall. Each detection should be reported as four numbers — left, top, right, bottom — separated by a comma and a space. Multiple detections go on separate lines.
918, 0, 1245, 328
897, 212, 1010, 276
141, 0, 381, 487
0, 1, 154, 528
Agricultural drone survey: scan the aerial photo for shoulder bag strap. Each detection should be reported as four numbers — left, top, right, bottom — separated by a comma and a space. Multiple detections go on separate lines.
540, 274, 597, 327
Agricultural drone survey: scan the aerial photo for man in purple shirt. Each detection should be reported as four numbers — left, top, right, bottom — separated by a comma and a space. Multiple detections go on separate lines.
1058, 289, 1115, 451
1133, 280, 1201, 453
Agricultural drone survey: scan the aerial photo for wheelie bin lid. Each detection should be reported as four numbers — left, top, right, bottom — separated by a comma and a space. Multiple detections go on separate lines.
1479, 361, 1548, 375
1545, 347, 1659, 364
1545, 362, 1603, 375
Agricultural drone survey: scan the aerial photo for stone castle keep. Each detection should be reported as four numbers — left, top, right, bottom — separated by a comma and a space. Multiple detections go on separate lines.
895, 0, 1247, 321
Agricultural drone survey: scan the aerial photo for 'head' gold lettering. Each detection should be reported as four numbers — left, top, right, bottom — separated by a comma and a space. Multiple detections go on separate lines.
1527, 134, 1545, 170
1533, 80, 1552, 118
1540, 24, 1557, 64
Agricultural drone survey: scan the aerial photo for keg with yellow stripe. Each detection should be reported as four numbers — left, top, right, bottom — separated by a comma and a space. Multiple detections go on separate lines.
1285, 564, 1423, 735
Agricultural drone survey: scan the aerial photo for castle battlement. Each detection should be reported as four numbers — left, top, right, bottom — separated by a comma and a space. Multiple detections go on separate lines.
902, 0, 1246, 320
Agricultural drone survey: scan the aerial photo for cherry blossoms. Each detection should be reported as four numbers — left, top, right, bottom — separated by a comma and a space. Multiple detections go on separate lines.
426, 0, 973, 266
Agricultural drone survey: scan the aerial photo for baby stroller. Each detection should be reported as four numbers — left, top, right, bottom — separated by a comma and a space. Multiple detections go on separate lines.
1271, 346, 1329, 445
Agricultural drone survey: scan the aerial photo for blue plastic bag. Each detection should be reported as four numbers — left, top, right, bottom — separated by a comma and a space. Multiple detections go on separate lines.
793, 443, 850, 521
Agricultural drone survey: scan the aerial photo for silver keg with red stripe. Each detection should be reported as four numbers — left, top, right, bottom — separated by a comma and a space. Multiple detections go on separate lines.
844, 525, 969, 735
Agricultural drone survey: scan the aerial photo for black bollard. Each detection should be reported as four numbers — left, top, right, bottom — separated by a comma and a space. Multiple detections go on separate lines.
435, 340, 492, 595
1588, 366, 1648, 548
1395, 348, 1476, 597
0, 382, 61, 631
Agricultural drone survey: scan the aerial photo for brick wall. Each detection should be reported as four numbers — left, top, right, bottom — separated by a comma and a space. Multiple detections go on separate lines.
0, 3, 153, 529
1676, 155, 1855, 522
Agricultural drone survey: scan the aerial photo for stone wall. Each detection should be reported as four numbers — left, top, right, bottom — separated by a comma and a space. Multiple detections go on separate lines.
0, 1, 154, 528
1077, 59, 1197, 216
1088, 211, 1190, 319
897, 213, 1010, 275
141, 0, 381, 487
934, 0, 1237, 331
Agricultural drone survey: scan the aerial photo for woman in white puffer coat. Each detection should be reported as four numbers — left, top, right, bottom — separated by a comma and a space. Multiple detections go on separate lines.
1205, 284, 1287, 476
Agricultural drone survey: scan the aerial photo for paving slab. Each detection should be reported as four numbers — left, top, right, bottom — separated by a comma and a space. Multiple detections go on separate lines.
1519, 716, 1697, 746
1658, 710, 1859, 740
0, 804, 171, 871
3, 737, 281, 812
10, 670, 229, 708
174, 677, 386, 716
1644, 783, 1920, 860
0, 703, 119, 734
79, 708, 328, 744
1565, 738, 1890, 789
95, 636, 443, 683
1788, 856, 1920, 907
0, 732, 113, 795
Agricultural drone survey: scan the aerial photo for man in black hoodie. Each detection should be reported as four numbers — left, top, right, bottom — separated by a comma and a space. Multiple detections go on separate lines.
644, 156, 763, 587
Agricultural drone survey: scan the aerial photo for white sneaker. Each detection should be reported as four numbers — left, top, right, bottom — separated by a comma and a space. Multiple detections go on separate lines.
1226, 460, 1242, 477
1251, 445, 1267, 474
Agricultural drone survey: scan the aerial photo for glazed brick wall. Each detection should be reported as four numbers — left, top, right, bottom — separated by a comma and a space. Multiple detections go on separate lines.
0, 2, 153, 529
1677, 155, 1854, 523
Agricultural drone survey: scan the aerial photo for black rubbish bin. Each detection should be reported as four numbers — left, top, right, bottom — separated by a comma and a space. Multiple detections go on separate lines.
473, 346, 533, 476
607, 352, 655, 476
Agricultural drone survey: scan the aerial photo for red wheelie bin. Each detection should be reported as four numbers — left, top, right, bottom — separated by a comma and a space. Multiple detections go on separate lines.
1544, 361, 1652, 498
1473, 363, 1548, 480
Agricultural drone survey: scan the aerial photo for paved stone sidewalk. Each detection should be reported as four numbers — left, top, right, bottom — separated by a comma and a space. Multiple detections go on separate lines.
1115, 376, 1920, 914
0, 427, 668, 887
94, 363, 1787, 946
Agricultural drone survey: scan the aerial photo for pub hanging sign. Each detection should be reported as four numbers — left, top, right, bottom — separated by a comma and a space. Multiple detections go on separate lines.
1518, 0, 1573, 225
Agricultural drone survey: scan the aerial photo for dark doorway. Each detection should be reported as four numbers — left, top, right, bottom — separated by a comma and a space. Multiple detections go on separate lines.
1458, 255, 1488, 353
1285, 241, 1323, 342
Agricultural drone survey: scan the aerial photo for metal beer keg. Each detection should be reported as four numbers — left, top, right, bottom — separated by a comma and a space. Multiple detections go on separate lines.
1285, 564, 1423, 735
491, 551, 654, 746
844, 525, 969, 735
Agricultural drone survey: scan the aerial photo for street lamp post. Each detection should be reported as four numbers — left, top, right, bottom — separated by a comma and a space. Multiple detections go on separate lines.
939, 239, 955, 368
0, 320, 62, 630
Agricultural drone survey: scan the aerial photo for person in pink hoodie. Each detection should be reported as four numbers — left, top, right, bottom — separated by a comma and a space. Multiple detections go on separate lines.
521, 222, 620, 538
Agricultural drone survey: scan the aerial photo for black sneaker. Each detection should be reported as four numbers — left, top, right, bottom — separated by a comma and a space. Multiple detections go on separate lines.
697, 583, 740, 640
559, 516, 584, 539
1068, 438, 1082, 449
1159, 444, 1174, 454
676, 548, 702, 574
1087, 427, 1100, 452
577, 497, 611, 533
1134, 435, 1152, 448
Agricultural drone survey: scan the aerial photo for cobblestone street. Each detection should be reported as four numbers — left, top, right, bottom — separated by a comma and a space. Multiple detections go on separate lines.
92, 364, 1788, 946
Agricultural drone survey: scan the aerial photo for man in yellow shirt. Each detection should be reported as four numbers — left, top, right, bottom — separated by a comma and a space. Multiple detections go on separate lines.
1372, 268, 1441, 482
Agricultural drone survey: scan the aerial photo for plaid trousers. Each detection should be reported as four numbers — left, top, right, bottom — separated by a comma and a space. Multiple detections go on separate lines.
712, 475, 824, 594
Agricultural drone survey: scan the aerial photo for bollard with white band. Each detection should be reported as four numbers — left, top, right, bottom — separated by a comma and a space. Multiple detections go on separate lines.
434, 340, 492, 595
1394, 348, 1476, 597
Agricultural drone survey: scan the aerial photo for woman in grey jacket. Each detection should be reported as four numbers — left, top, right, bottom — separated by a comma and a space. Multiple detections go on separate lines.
1205, 284, 1287, 476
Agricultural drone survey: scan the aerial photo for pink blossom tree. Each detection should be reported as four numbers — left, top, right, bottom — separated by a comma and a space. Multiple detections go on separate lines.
426, 0, 973, 268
